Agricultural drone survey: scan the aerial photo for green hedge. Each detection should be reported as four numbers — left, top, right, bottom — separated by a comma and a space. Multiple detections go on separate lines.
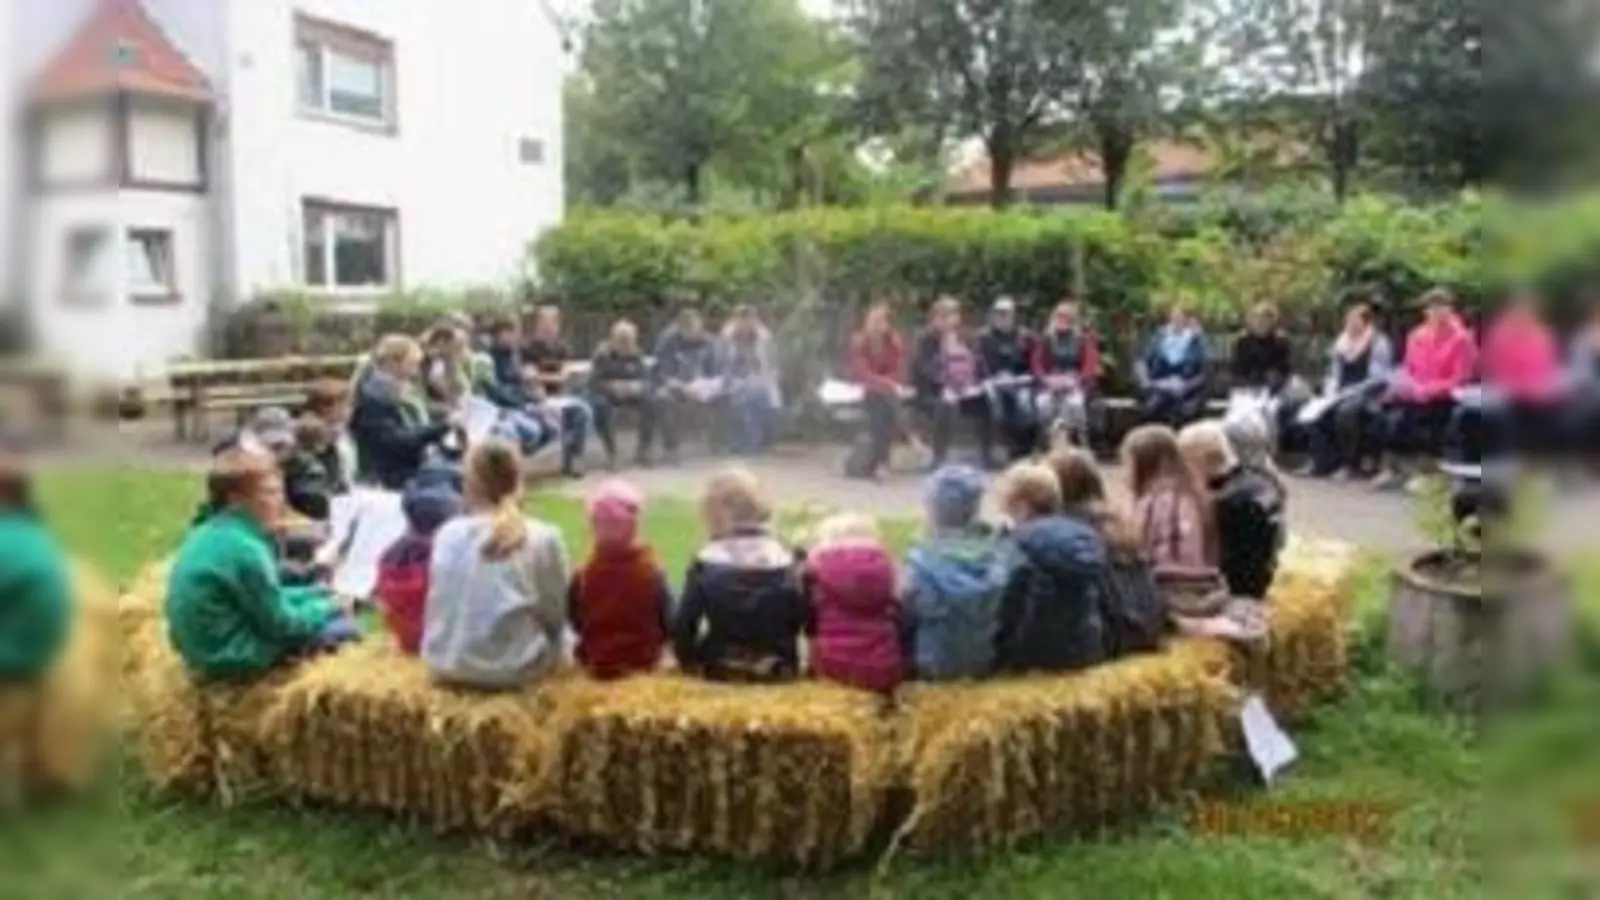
530, 191, 1600, 329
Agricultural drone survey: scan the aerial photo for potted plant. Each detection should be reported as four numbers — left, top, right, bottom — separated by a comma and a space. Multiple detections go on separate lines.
1387, 468, 1572, 714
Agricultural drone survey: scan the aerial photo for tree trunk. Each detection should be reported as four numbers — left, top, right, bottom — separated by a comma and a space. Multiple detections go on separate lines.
1325, 114, 1359, 204
684, 162, 703, 208
780, 145, 806, 210
988, 134, 1016, 209
1100, 131, 1134, 211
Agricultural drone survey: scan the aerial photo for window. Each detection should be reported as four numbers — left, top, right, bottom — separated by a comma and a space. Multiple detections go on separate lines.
126, 229, 177, 298
302, 201, 397, 290
62, 228, 112, 303
519, 137, 545, 165
296, 17, 395, 128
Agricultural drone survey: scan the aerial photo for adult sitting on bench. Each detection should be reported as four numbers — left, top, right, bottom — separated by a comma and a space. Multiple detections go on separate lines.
844, 302, 909, 481
1031, 298, 1103, 451
590, 320, 660, 469
1136, 303, 1210, 429
976, 296, 1040, 462
912, 297, 994, 470
350, 336, 454, 491
651, 307, 723, 466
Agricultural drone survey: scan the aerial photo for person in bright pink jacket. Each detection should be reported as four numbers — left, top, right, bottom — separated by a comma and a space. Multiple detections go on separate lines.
1480, 293, 1564, 458
1374, 289, 1478, 488
802, 513, 905, 695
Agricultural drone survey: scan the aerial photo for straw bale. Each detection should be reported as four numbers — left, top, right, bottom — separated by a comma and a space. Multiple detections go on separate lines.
548, 676, 896, 867
898, 641, 1236, 853
257, 640, 582, 837
0, 562, 119, 802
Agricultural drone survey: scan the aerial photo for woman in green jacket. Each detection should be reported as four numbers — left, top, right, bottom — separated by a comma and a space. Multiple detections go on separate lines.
165, 449, 359, 682
0, 449, 70, 683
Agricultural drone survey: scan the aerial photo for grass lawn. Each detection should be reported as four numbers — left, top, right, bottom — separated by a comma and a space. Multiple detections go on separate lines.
6, 466, 1598, 899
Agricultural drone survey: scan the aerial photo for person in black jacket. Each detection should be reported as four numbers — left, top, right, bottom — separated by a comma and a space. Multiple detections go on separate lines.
977, 297, 1040, 462
670, 468, 807, 681
1179, 421, 1284, 600
302, 379, 352, 495
992, 462, 1108, 673
350, 335, 453, 491
652, 308, 722, 464
590, 319, 660, 467
1229, 303, 1299, 443
521, 306, 593, 476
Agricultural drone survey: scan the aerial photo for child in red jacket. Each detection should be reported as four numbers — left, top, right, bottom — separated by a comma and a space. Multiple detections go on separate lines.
804, 513, 905, 694
570, 479, 672, 680
373, 483, 461, 654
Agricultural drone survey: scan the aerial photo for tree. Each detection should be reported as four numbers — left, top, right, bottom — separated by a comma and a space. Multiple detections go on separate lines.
847, 0, 1090, 208
564, 75, 634, 206
580, 0, 835, 208
1218, 0, 1385, 202
1055, 0, 1215, 210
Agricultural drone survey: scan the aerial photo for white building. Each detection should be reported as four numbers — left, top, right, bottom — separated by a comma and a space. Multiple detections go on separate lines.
8, 0, 566, 382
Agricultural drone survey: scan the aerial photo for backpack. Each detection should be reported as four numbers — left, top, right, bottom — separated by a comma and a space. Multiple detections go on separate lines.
1097, 551, 1166, 658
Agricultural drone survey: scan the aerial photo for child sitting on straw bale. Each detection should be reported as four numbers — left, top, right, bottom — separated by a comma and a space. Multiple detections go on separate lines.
992, 463, 1108, 674
1122, 424, 1228, 619
0, 442, 70, 686
1180, 420, 1285, 601
1047, 448, 1165, 658
569, 479, 671, 680
166, 449, 360, 682
802, 513, 904, 694
902, 464, 1011, 681
374, 477, 463, 655
422, 439, 570, 689
671, 467, 807, 682
281, 417, 336, 524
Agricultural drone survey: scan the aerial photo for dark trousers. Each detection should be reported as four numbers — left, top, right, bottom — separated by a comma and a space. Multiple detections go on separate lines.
1488, 400, 1562, 459
1141, 389, 1206, 430
659, 394, 725, 456
1567, 393, 1600, 459
860, 392, 900, 474
1308, 394, 1378, 475
987, 385, 1037, 461
922, 394, 995, 466
591, 391, 659, 461
1379, 398, 1455, 458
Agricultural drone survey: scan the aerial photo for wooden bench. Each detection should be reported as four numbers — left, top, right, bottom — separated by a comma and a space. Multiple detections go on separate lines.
168, 355, 360, 442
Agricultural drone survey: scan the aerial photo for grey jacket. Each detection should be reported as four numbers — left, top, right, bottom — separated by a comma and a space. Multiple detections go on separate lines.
421, 513, 570, 689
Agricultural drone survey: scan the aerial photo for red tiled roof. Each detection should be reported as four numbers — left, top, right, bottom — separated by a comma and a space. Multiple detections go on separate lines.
948, 139, 1304, 197
28, 0, 212, 105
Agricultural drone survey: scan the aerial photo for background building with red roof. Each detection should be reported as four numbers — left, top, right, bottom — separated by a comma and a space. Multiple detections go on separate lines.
5, 0, 567, 382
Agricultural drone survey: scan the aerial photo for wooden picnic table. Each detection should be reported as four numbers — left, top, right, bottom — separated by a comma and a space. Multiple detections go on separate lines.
168, 355, 361, 441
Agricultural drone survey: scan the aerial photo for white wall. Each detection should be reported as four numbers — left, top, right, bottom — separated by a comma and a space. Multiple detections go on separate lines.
1, 0, 15, 310
31, 190, 211, 381
223, 0, 565, 298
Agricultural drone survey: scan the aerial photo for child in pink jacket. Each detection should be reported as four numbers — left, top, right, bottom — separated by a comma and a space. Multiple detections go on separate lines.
1374, 290, 1478, 487
802, 513, 905, 694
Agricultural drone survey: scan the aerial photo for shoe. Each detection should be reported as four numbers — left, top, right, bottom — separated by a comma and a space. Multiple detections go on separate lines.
1404, 474, 1435, 496
562, 461, 586, 480
1369, 470, 1403, 491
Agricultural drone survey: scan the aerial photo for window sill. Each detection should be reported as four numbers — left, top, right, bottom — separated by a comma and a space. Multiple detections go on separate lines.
296, 107, 398, 137
59, 292, 111, 308
130, 290, 182, 306
298, 287, 398, 311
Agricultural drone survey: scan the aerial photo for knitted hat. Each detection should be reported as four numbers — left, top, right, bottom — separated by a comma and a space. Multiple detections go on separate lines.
587, 478, 643, 548
924, 464, 985, 530
401, 485, 462, 536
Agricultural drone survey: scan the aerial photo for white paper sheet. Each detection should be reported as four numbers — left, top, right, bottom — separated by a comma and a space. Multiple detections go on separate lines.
1296, 394, 1338, 426
687, 377, 724, 402
818, 379, 864, 407
1239, 694, 1298, 784
328, 490, 408, 600
461, 395, 501, 446
314, 493, 363, 567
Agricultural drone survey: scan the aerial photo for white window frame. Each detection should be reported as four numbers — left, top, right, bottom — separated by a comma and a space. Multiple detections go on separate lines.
125, 228, 178, 300
301, 200, 399, 293
61, 226, 113, 305
295, 16, 396, 131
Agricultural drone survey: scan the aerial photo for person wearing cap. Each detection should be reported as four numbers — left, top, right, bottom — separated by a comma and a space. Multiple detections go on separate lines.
1136, 302, 1211, 430
166, 448, 359, 682
1031, 298, 1104, 451
911, 297, 995, 470
977, 297, 1041, 463
569, 479, 671, 680
1370, 288, 1477, 491
0, 442, 71, 684
373, 478, 463, 655
901, 464, 1010, 680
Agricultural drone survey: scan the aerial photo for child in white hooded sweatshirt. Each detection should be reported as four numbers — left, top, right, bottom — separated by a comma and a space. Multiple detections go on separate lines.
422, 439, 570, 689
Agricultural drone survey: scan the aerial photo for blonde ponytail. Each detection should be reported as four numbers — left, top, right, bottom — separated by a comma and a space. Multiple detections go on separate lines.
465, 439, 527, 561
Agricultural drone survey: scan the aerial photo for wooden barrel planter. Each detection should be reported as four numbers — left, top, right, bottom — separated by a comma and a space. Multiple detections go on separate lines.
1388, 550, 1573, 713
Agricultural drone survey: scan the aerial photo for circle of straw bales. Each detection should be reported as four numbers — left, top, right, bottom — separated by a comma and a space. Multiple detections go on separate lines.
115, 538, 1361, 867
